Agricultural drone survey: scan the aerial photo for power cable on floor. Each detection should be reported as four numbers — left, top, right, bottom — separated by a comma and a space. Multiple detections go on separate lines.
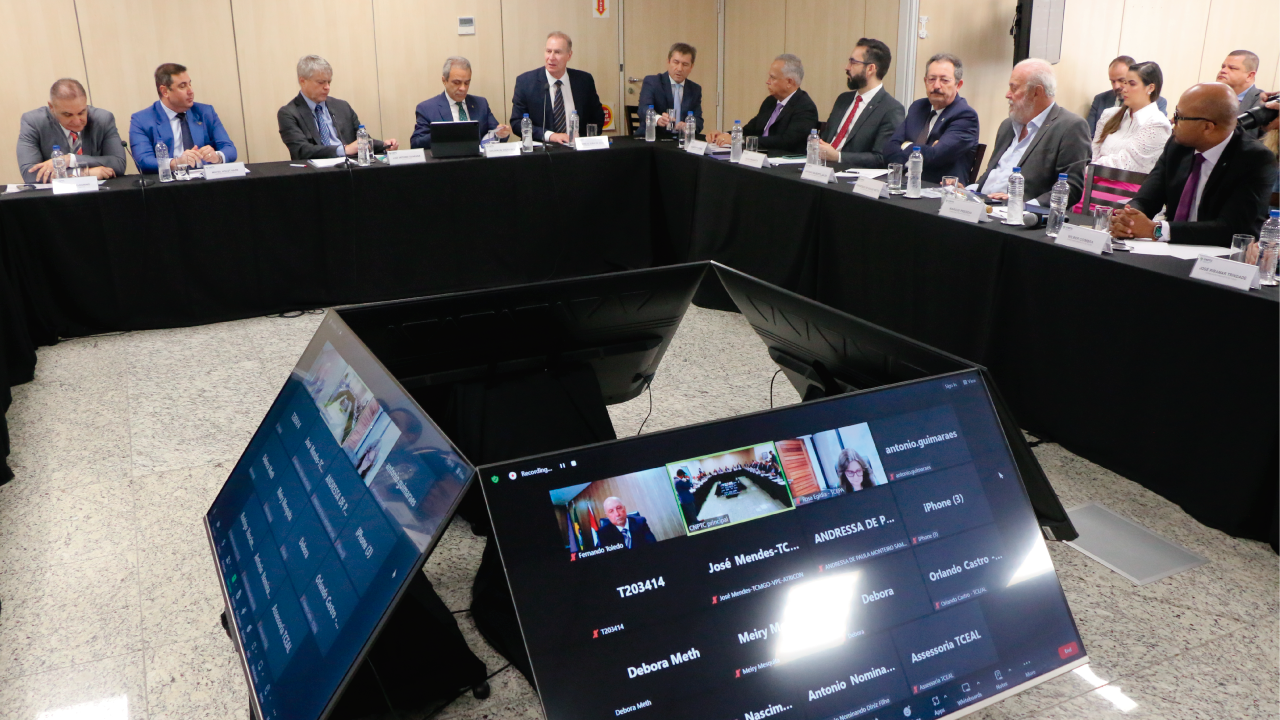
769, 368, 783, 408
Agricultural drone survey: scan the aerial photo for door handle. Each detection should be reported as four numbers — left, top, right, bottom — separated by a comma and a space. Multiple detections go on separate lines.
627, 77, 642, 83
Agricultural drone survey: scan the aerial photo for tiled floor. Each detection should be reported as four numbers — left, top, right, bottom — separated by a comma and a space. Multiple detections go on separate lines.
0, 305, 1274, 720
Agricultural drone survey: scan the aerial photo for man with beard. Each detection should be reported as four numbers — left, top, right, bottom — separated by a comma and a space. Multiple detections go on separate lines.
816, 38, 904, 166
975, 58, 1090, 207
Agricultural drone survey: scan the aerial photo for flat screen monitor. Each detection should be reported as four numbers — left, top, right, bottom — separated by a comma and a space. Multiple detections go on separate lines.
479, 369, 1087, 720
712, 263, 1075, 542
336, 263, 707, 404
204, 311, 474, 720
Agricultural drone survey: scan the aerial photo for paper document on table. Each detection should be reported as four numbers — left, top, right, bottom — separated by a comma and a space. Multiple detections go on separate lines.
308, 157, 350, 168
5, 181, 104, 193
834, 168, 889, 178
768, 156, 808, 165
1127, 241, 1233, 259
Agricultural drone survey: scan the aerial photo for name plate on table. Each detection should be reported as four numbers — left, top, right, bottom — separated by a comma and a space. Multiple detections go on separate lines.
50, 176, 98, 194
800, 164, 835, 184
852, 176, 889, 199
574, 136, 610, 151
739, 150, 768, 168
386, 148, 427, 165
1190, 255, 1260, 291
203, 162, 247, 180
939, 196, 984, 223
1056, 224, 1110, 255
485, 142, 522, 158
684, 139, 709, 155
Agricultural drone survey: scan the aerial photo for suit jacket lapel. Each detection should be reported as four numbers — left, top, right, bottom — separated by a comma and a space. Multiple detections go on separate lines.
297, 95, 320, 141
661, 72, 676, 113
1019, 106, 1058, 162
848, 91, 882, 138
1198, 134, 1238, 206
153, 101, 175, 149
187, 105, 207, 148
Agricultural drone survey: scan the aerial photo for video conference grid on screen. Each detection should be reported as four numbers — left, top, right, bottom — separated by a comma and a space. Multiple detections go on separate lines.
206, 328, 471, 720
484, 371, 1084, 720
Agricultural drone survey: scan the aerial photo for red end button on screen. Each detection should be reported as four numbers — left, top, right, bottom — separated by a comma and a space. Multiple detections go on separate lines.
1058, 642, 1080, 660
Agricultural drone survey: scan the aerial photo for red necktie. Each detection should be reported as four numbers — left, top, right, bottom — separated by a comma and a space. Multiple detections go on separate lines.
831, 94, 863, 150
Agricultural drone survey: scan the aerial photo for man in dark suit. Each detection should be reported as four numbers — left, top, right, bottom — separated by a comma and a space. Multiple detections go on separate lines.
711, 54, 819, 153
412, 56, 509, 149
596, 497, 657, 549
1087, 56, 1167, 137
1216, 50, 1266, 140
883, 53, 979, 183
510, 31, 605, 144
18, 78, 125, 183
278, 55, 396, 161
1111, 83, 1277, 247
817, 38, 904, 167
976, 59, 1091, 207
129, 63, 237, 174
636, 42, 703, 137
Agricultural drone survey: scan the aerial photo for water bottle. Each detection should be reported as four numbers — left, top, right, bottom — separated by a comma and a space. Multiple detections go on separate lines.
730, 120, 743, 163
569, 111, 580, 144
805, 129, 822, 167
681, 111, 695, 149
905, 146, 923, 198
1046, 173, 1070, 237
356, 125, 372, 166
645, 105, 657, 142
1005, 167, 1025, 225
521, 113, 533, 152
1259, 210, 1280, 285
50, 145, 68, 180
154, 141, 173, 182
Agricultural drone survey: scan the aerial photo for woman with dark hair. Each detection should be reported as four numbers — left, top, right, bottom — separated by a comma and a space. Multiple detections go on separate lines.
1077, 61, 1171, 212
834, 448, 878, 492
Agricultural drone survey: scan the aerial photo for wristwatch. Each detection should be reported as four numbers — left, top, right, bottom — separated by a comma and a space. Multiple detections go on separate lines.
1152, 223, 1163, 241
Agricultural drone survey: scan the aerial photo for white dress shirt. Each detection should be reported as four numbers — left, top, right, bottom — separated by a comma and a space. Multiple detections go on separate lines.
545, 69, 575, 142
980, 102, 1055, 196
1158, 133, 1231, 242
830, 84, 882, 150
161, 103, 225, 163
1090, 102, 1171, 173
444, 94, 467, 121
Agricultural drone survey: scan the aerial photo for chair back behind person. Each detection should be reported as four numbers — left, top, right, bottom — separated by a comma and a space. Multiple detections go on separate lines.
1082, 163, 1148, 210
969, 143, 987, 186
625, 104, 640, 136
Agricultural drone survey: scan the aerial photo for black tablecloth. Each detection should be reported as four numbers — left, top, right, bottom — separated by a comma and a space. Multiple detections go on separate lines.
1, 138, 1275, 545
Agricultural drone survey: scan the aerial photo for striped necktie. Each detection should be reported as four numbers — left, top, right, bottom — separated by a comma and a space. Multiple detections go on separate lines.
314, 103, 340, 147
69, 131, 83, 155
552, 80, 566, 133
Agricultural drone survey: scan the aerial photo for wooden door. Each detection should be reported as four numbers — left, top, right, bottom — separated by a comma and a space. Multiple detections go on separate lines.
623, 0, 719, 135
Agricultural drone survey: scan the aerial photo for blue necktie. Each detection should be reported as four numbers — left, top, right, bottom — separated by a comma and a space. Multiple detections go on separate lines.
175, 111, 196, 152
314, 103, 340, 147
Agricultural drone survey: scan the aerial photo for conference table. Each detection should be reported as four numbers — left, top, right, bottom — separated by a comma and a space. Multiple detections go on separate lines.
0, 137, 1274, 547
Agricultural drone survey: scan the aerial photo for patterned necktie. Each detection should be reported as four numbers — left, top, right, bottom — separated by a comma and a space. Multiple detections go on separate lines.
762, 100, 785, 137
831, 94, 863, 149
552, 80, 566, 133
175, 111, 196, 153
621, 526, 631, 549
457, 101, 468, 122
915, 109, 937, 146
314, 104, 340, 147
1173, 153, 1206, 222
69, 131, 83, 155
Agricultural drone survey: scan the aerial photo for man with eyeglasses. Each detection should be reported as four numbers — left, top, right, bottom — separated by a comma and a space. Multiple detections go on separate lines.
1111, 83, 1276, 247
816, 38, 904, 167
883, 52, 979, 183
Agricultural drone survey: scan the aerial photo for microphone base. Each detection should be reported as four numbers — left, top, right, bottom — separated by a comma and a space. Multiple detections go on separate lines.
133, 177, 155, 188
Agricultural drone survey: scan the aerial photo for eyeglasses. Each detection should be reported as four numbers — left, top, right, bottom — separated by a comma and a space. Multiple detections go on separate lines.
847, 58, 869, 67
1172, 110, 1212, 123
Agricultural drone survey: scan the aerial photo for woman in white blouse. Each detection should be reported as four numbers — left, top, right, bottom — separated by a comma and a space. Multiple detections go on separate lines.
1077, 61, 1171, 211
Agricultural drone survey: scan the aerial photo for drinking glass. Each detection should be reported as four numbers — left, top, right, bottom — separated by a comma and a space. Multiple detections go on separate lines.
173, 162, 190, 181
1093, 206, 1114, 233
887, 163, 905, 195
940, 176, 959, 196
1230, 234, 1254, 264
586, 124, 599, 137
65, 164, 83, 179
1258, 240, 1279, 286
667, 109, 678, 132
745, 136, 759, 154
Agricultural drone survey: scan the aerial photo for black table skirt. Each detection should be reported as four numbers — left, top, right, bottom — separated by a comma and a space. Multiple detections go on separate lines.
1, 138, 1275, 545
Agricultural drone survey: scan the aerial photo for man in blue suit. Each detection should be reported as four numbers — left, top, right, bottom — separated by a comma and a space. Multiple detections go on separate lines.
129, 63, 237, 173
883, 53, 979, 184
411, 56, 509, 150
636, 42, 703, 137
510, 31, 605, 144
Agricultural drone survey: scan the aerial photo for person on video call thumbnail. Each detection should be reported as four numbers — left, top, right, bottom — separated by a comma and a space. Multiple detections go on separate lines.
597, 497, 657, 549
836, 448, 879, 492
673, 470, 698, 524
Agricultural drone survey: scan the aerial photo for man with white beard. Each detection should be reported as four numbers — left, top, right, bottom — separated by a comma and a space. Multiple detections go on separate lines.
974, 58, 1091, 207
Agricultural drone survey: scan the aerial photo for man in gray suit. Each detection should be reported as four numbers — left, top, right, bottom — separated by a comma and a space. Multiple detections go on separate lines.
817, 38, 904, 167
17, 78, 125, 183
1215, 50, 1265, 139
277, 55, 397, 160
976, 59, 1090, 207
1086, 56, 1167, 137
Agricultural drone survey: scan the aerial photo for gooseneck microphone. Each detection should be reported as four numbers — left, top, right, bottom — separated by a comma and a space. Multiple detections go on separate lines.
124, 140, 155, 187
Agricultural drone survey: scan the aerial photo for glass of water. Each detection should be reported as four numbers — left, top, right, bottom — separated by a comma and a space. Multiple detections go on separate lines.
667, 109, 678, 132
1093, 206, 1114, 233
586, 124, 599, 137
1230, 234, 1254, 264
1258, 240, 1279, 286
887, 163, 905, 195
173, 162, 190, 181
745, 136, 759, 154
940, 176, 959, 196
